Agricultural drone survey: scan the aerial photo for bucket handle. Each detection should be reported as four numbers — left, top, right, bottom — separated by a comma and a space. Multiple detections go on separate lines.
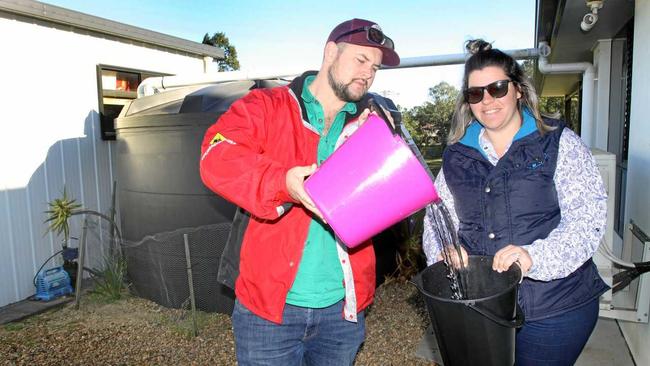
368, 98, 398, 136
466, 301, 525, 329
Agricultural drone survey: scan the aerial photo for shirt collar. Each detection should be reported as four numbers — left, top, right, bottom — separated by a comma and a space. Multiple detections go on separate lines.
301, 75, 317, 104
459, 107, 538, 151
301, 75, 357, 114
513, 107, 538, 141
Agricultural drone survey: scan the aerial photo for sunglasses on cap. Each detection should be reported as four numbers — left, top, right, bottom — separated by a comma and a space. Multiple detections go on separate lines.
335, 25, 395, 50
464, 79, 513, 104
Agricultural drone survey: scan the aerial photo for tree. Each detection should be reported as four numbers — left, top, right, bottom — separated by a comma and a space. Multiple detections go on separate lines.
521, 59, 564, 118
402, 82, 459, 150
202, 32, 240, 72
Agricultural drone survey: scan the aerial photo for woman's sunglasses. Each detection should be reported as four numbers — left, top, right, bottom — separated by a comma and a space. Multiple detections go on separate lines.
464, 79, 513, 104
335, 26, 395, 50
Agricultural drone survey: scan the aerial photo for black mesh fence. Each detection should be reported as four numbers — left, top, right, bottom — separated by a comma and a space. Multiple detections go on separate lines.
121, 223, 234, 314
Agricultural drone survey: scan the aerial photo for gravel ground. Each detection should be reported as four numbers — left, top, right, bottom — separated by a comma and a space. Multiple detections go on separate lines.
0, 281, 434, 366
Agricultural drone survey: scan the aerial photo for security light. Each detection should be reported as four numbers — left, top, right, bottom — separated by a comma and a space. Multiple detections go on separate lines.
581, 0, 604, 32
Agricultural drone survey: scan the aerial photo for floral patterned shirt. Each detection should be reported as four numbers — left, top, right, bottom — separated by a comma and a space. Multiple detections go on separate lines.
423, 127, 607, 281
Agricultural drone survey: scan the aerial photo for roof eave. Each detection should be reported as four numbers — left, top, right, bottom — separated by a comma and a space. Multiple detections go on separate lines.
0, 0, 224, 59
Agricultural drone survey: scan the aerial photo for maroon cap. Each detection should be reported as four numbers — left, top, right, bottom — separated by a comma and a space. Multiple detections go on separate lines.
327, 18, 400, 66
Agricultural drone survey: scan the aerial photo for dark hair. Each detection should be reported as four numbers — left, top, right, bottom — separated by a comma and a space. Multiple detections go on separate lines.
448, 39, 553, 144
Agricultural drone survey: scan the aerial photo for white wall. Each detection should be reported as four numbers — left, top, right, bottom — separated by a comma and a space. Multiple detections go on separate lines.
619, 1, 650, 365
0, 15, 207, 307
593, 39, 612, 151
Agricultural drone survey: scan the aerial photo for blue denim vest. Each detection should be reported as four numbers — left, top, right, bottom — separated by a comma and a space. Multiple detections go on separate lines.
443, 116, 608, 321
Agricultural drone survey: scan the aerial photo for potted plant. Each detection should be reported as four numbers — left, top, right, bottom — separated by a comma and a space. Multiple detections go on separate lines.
44, 188, 123, 291
44, 188, 82, 287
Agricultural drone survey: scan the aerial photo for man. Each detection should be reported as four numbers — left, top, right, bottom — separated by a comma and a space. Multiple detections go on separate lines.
199, 18, 399, 365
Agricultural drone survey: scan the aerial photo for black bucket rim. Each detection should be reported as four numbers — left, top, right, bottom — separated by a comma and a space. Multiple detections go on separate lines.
416, 255, 521, 305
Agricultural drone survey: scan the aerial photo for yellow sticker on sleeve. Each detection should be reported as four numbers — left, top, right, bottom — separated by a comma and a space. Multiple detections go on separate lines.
210, 133, 236, 146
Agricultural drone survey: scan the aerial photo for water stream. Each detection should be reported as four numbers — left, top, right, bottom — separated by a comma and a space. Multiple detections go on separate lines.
428, 201, 468, 300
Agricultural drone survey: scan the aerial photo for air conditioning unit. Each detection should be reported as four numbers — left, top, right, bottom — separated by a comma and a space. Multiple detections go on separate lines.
592, 149, 616, 306
592, 148, 650, 323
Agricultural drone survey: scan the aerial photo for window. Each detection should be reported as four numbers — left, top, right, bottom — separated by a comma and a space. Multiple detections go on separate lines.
97, 66, 168, 140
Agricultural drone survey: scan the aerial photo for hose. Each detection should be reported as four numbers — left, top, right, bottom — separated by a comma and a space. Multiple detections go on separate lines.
32, 249, 65, 287
612, 263, 650, 293
597, 239, 635, 268
596, 238, 650, 293
32, 249, 99, 287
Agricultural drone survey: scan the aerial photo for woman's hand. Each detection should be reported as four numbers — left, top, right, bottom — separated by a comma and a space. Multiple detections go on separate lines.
437, 245, 469, 269
493, 245, 532, 275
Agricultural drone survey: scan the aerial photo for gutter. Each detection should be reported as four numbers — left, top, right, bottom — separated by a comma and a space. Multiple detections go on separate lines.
537, 42, 595, 146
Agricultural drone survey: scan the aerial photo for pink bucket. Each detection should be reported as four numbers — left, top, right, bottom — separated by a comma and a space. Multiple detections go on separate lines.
304, 115, 439, 248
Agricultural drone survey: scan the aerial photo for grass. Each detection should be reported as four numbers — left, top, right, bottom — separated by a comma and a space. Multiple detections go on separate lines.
85, 289, 132, 305
3, 323, 26, 332
150, 303, 220, 340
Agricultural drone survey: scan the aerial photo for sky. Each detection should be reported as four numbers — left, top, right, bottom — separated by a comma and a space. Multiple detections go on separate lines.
44, 0, 536, 108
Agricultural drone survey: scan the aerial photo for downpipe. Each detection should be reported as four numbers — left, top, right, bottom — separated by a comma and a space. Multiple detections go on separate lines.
537, 41, 595, 146
137, 48, 539, 98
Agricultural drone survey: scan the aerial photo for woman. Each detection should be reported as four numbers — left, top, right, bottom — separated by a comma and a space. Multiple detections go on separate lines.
422, 39, 609, 365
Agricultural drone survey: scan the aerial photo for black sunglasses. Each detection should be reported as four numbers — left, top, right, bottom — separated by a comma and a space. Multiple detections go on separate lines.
335, 26, 394, 50
464, 79, 513, 104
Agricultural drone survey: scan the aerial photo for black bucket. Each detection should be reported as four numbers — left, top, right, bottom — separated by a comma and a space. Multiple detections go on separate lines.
412, 255, 524, 366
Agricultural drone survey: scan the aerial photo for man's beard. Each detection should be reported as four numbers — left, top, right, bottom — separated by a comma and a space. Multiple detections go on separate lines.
327, 64, 367, 102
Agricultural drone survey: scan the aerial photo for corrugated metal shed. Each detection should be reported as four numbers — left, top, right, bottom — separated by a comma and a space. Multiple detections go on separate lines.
0, 0, 221, 307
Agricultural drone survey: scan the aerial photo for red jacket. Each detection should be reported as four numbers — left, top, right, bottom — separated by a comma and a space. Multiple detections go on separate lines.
199, 72, 376, 324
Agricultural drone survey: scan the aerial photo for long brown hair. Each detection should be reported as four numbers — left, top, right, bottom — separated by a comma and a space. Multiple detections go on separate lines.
448, 39, 553, 144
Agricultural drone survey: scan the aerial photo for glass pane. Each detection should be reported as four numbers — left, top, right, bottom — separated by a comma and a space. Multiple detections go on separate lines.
101, 69, 140, 91
115, 71, 140, 92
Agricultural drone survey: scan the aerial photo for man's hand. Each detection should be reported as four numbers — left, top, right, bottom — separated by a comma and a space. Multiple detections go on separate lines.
358, 105, 395, 128
367, 99, 396, 128
286, 164, 325, 222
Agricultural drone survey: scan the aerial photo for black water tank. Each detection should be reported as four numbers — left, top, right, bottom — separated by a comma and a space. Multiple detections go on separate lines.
115, 81, 272, 238
114, 80, 286, 313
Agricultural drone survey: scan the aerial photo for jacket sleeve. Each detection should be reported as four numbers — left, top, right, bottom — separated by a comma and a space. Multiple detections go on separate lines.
521, 128, 608, 281
199, 90, 297, 220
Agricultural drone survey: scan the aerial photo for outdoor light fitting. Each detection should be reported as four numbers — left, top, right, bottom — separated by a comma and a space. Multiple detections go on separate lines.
581, 0, 604, 32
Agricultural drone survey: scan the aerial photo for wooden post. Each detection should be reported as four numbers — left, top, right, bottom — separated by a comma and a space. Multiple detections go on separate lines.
108, 180, 117, 257
74, 216, 88, 309
183, 233, 198, 336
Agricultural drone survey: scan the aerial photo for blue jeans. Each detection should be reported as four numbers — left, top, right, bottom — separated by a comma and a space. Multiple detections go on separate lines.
232, 299, 365, 366
516, 298, 600, 365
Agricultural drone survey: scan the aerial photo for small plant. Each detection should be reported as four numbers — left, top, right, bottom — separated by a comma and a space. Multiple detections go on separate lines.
45, 190, 122, 245
45, 188, 123, 254
91, 252, 129, 302
392, 235, 427, 282
385, 210, 428, 284
45, 188, 82, 248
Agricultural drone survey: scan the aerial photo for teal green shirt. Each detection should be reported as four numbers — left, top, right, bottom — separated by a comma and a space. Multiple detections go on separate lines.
285, 75, 357, 308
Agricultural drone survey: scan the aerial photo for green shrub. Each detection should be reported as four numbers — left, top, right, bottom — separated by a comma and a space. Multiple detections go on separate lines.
91, 253, 129, 302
